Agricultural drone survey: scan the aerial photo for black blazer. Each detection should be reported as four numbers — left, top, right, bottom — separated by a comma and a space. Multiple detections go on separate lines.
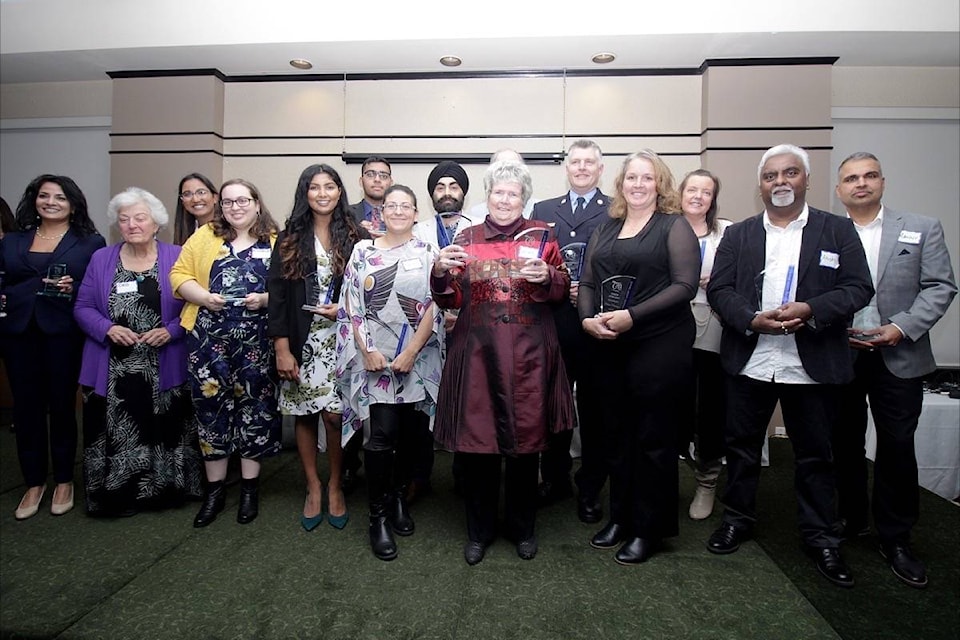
706, 207, 874, 385
267, 231, 323, 365
347, 202, 366, 226
0, 229, 106, 335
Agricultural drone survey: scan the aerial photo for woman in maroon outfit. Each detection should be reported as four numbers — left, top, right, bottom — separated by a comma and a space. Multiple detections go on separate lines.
431, 160, 574, 565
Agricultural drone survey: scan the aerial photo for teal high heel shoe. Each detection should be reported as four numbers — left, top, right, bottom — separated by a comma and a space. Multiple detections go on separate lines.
301, 511, 324, 531
327, 510, 349, 530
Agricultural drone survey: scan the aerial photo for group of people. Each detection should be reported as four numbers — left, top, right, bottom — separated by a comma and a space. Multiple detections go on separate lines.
0, 142, 954, 588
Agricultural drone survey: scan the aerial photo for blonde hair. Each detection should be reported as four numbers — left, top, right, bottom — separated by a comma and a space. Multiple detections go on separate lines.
608, 149, 680, 219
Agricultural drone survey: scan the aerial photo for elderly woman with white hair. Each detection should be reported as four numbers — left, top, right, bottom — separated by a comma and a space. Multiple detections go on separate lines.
74, 187, 203, 516
432, 161, 575, 565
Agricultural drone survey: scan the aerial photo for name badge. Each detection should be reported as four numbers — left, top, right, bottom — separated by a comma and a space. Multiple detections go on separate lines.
252, 248, 271, 260
116, 281, 138, 294
517, 245, 540, 260
401, 258, 422, 271
897, 230, 921, 245
819, 250, 840, 269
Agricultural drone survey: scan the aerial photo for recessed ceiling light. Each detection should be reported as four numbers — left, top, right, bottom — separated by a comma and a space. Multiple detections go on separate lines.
592, 52, 616, 64
440, 56, 462, 67
289, 58, 313, 70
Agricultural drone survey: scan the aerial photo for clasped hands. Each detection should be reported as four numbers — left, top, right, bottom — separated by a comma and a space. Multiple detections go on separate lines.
203, 291, 267, 312
750, 301, 812, 335
106, 325, 171, 347
847, 324, 903, 350
582, 309, 633, 340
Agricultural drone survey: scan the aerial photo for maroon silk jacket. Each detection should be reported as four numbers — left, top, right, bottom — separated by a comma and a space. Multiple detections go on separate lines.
431, 216, 575, 455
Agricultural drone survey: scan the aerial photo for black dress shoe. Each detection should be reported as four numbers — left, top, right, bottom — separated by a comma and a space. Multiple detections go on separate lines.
590, 522, 625, 549
614, 537, 658, 565
537, 480, 573, 507
577, 497, 603, 524
804, 546, 855, 588
707, 523, 747, 555
464, 541, 487, 565
880, 542, 928, 588
517, 536, 538, 560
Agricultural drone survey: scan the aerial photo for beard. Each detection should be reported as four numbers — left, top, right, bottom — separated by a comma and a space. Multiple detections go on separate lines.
433, 195, 463, 215
771, 189, 795, 208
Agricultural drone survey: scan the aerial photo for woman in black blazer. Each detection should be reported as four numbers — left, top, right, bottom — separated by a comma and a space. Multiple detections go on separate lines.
0, 175, 105, 520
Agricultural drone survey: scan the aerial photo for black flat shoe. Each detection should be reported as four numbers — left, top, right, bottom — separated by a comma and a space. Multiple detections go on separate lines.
614, 537, 658, 565
707, 523, 748, 555
590, 522, 625, 550
880, 542, 928, 589
804, 546, 855, 588
464, 541, 487, 566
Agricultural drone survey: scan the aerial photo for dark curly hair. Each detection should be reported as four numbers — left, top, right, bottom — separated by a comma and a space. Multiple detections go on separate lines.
213, 178, 279, 242
278, 164, 366, 281
14, 174, 99, 237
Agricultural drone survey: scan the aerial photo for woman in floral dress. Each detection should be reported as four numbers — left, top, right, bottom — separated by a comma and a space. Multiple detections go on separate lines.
337, 184, 444, 561
269, 164, 366, 531
170, 178, 280, 527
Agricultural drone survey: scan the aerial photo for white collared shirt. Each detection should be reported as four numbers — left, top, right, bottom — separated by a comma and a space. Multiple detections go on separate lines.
848, 206, 884, 331
741, 205, 816, 384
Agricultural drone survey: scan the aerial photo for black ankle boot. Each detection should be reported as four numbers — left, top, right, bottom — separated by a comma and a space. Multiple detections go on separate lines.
369, 499, 398, 561
237, 477, 259, 524
193, 480, 226, 528
390, 487, 415, 536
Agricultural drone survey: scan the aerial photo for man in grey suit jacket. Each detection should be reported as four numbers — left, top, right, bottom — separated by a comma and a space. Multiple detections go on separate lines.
833, 152, 957, 588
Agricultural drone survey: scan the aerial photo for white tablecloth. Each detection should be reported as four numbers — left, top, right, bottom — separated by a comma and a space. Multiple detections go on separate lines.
865, 393, 960, 501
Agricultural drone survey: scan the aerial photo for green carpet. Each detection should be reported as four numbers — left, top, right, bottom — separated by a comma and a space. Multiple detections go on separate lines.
0, 429, 956, 639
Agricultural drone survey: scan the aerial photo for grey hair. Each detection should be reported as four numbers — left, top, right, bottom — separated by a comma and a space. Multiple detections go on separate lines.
107, 187, 169, 227
838, 151, 882, 174
489, 148, 524, 164
483, 160, 533, 206
567, 139, 603, 164
757, 144, 810, 184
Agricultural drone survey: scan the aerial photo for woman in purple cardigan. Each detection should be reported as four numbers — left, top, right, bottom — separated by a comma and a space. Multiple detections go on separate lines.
74, 187, 203, 516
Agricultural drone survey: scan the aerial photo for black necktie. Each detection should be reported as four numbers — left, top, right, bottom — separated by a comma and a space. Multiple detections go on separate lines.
574, 196, 586, 217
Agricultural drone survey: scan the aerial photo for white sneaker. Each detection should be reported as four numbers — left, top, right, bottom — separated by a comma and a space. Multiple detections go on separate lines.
688, 486, 716, 520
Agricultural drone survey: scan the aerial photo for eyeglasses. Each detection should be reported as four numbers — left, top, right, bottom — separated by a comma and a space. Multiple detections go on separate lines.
382, 203, 416, 213
220, 197, 254, 209
363, 170, 391, 180
179, 189, 211, 200
490, 190, 522, 201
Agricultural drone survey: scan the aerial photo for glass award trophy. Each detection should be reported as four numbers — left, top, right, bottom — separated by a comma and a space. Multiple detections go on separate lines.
599, 275, 636, 313
369, 207, 387, 234
219, 275, 249, 306
512, 227, 549, 277
560, 242, 587, 283
302, 273, 338, 313
38, 263, 70, 298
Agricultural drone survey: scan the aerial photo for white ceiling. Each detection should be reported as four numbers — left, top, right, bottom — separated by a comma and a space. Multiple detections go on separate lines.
1, 0, 958, 84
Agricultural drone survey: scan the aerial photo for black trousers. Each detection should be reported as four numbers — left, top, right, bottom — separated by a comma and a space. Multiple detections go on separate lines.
721, 375, 841, 548
677, 348, 727, 465
365, 403, 428, 494
834, 350, 923, 544
458, 452, 538, 544
1, 324, 82, 486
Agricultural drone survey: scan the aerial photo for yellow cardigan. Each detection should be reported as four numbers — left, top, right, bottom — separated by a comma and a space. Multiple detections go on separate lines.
169, 223, 278, 331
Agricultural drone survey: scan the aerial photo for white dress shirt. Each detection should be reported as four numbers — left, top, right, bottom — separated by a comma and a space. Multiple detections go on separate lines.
848, 206, 884, 331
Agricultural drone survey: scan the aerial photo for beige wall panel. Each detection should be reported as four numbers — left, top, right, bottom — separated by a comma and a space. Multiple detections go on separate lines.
111, 133, 223, 153
343, 137, 564, 157
704, 65, 832, 128
702, 128, 832, 149
111, 77, 223, 135
222, 138, 342, 156
565, 76, 702, 136
110, 152, 223, 243
344, 78, 565, 139
223, 81, 344, 137
832, 67, 960, 108
702, 148, 833, 221
0, 80, 112, 119
591, 136, 701, 156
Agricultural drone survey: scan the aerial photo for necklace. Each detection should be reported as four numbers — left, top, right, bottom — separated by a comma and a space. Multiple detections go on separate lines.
35, 228, 67, 241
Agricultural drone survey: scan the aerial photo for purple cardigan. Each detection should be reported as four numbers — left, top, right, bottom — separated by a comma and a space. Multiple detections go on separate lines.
74, 241, 187, 396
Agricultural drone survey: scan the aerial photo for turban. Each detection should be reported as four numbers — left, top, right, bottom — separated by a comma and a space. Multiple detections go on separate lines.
427, 161, 469, 196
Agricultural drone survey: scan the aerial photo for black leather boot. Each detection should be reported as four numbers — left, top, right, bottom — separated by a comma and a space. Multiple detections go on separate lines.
237, 477, 259, 524
369, 498, 398, 561
193, 480, 226, 528
390, 487, 415, 536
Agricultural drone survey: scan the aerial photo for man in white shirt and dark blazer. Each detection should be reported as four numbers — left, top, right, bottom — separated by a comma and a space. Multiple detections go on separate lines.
833, 151, 957, 589
706, 144, 874, 588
